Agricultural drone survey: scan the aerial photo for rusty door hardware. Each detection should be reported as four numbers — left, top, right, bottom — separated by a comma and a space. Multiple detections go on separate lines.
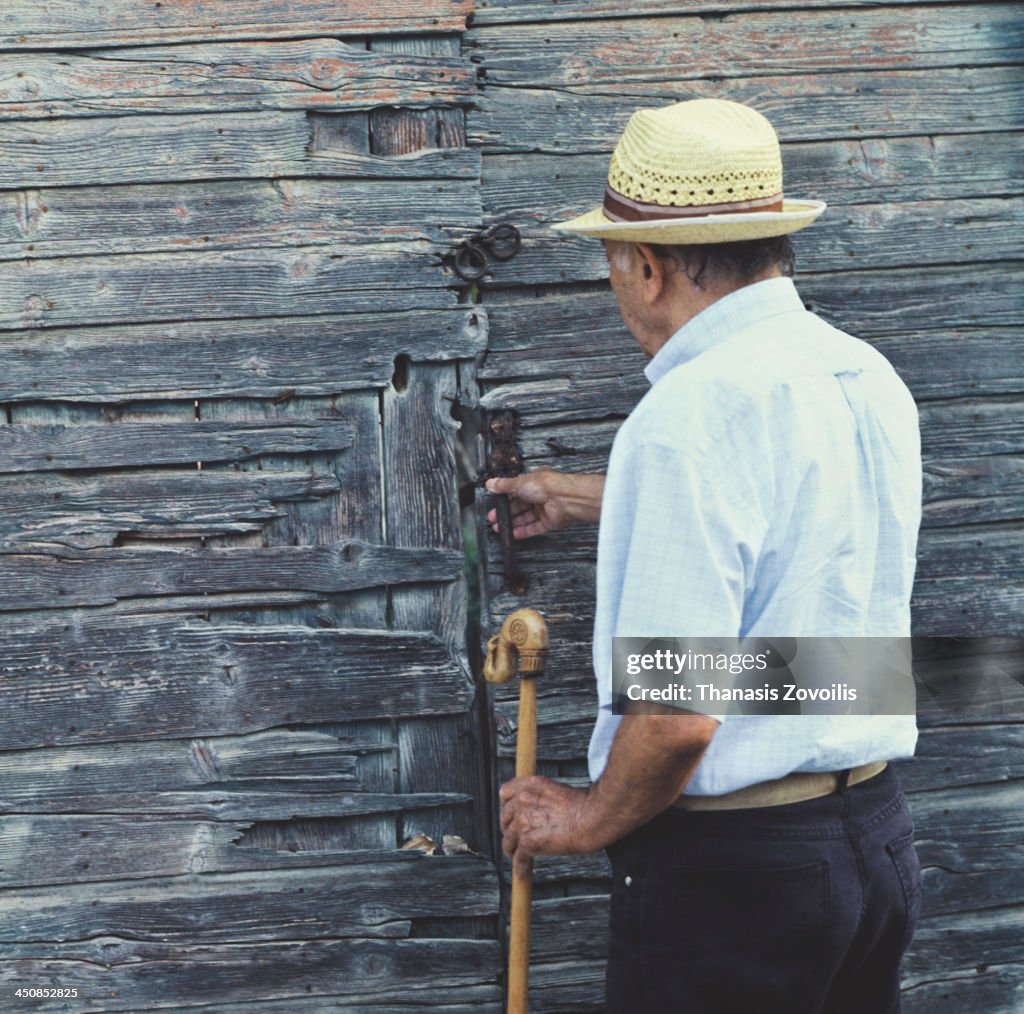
451, 222, 522, 282
486, 409, 528, 595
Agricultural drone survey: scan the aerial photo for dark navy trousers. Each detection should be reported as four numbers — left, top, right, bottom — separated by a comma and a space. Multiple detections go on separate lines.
605, 766, 922, 1013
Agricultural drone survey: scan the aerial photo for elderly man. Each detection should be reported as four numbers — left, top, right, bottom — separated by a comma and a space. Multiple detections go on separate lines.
488, 99, 922, 1012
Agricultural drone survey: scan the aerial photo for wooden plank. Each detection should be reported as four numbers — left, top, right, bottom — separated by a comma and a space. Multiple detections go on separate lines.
0, 111, 481, 189
0, 178, 483, 261
0, 616, 475, 747
0, 40, 475, 119
0, 728, 373, 812
478, 196, 1024, 286
0, 244, 456, 331
0, 541, 462, 611
915, 527, 1024, 634
478, 366, 1024, 437
469, 66, 1024, 151
2, 811, 502, 888
0, 419, 355, 472
898, 725, 1024, 793
467, 6, 1024, 86
904, 907, 1024, 986
482, 315, 1024, 408
0, 858, 498, 943
370, 36, 467, 155
481, 134, 1023, 213
471, 0, 973, 25
923, 455, 1024, 528
370, 38, 488, 856
0, 939, 501, 1009
0, 307, 487, 403
0, 1, 473, 47
902, 966, 1024, 1014
0, 469, 341, 547
170, 997, 502, 1014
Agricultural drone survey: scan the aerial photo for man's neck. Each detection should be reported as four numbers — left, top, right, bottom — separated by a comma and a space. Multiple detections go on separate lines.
647, 268, 785, 357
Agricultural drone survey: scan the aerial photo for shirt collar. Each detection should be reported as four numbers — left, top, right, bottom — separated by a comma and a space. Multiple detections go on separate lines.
644, 276, 805, 386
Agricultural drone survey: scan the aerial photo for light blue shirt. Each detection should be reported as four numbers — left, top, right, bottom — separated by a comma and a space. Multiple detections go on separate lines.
588, 277, 922, 795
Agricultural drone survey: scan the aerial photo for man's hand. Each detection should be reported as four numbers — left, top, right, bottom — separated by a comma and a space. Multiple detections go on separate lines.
499, 713, 718, 876
500, 775, 598, 878
485, 468, 605, 539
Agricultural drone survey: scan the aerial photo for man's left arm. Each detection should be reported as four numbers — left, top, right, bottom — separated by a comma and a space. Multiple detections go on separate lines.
501, 709, 718, 876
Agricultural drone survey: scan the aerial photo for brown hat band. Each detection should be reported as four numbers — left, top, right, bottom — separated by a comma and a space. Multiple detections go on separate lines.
603, 185, 784, 223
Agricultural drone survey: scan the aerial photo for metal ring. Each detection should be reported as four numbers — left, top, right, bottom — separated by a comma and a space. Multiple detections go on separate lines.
453, 241, 489, 282
482, 223, 521, 261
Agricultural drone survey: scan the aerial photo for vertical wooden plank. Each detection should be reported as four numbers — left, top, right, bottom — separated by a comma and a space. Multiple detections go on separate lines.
372, 34, 489, 855
371, 36, 467, 152
384, 361, 489, 847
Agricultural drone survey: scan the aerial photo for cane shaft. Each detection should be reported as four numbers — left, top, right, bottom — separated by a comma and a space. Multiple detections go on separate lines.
508, 673, 538, 1014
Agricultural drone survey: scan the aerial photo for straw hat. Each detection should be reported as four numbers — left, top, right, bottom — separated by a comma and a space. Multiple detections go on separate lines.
555, 99, 825, 244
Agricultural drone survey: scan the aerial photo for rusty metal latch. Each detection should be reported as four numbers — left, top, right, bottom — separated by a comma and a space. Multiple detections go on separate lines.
486, 409, 528, 595
451, 222, 521, 282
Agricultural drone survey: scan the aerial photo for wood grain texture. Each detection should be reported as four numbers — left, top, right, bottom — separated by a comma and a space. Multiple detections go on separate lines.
0, 541, 462, 611
471, 0, 974, 25
0, 938, 501, 1009
467, 6, 1024, 85
0, 40, 475, 119
0, 244, 457, 330
0, 1, 474, 48
0, 728, 378, 812
0, 469, 341, 547
0, 857, 498, 943
481, 133, 1023, 211
0, 308, 487, 402
0, 177, 482, 261
0, 111, 481, 189
0, 616, 474, 748
469, 66, 1024, 151
475, 196, 1024, 285
0, 419, 355, 472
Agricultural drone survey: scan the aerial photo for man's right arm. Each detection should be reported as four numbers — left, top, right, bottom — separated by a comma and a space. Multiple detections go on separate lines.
485, 468, 605, 539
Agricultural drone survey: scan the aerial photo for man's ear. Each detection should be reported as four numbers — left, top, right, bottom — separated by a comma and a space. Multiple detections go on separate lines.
634, 243, 668, 301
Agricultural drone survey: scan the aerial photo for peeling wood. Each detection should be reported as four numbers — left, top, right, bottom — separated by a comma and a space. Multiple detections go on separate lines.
0, 2, 474, 48
0, 40, 475, 119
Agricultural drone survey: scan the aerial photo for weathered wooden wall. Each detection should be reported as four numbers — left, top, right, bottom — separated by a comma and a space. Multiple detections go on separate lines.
471, 2, 1024, 1011
0, 2, 505, 1011
1, 1, 1022, 1012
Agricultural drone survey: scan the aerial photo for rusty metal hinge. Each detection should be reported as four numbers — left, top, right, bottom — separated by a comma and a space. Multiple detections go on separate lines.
485, 409, 527, 595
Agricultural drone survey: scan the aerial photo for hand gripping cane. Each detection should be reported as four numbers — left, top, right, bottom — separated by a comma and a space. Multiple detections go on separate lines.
484, 608, 549, 1014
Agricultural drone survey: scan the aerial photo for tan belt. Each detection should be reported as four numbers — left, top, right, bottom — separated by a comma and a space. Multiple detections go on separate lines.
673, 761, 888, 812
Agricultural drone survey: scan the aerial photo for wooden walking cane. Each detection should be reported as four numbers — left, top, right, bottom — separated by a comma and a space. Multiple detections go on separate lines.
484, 608, 549, 1014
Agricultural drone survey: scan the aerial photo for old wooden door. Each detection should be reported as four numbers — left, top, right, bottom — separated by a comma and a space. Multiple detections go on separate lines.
0, 3, 505, 1011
